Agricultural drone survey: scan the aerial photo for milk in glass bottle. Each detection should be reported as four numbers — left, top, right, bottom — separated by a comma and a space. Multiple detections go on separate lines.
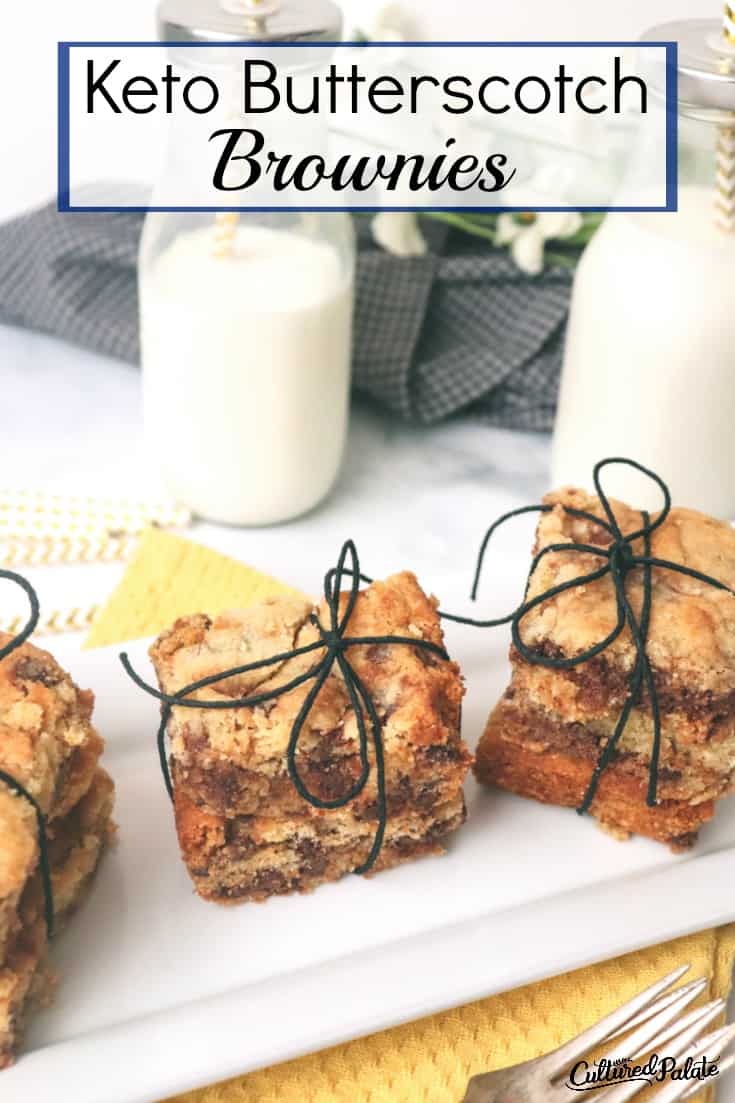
139, 0, 355, 525
553, 20, 735, 515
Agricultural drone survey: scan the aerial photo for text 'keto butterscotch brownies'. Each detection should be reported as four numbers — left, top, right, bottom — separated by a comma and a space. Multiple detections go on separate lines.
0, 631, 115, 1067
475, 486, 735, 851
149, 565, 471, 904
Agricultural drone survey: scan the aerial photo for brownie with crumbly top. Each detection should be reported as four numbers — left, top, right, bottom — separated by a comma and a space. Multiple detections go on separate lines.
151, 572, 471, 903
475, 487, 735, 849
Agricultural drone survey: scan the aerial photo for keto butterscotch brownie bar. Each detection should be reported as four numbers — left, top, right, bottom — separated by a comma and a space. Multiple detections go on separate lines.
0, 635, 104, 963
475, 487, 735, 849
0, 767, 114, 1068
512, 488, 735, 729
0, 614, 115, 1069
151, 572, 471, 903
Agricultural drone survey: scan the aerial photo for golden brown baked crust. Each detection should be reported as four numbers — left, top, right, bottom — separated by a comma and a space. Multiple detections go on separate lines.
475, 695, 713, 850
0, 767, 115, 1068
152, 575, 467, 819
174, 787, 466, 903
473, 487, 735, 849
0, 911, 47, 1070
0, 792, 35, 969
0, 633, 100, 814
495, 686, 733, 805
510, 658, 735, 743
509, 664, 735, 796
521, 488, 735, 699
151, 574, 471, 903
0, 638, 104, 965
47, 768, 116, 918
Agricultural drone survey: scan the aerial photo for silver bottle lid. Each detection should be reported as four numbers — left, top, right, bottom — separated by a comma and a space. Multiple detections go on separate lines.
158, 0, 342, 44
641, 19, 735, 113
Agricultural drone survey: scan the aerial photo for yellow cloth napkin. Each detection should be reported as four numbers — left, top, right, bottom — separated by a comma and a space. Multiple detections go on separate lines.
87, 528, 735, 1103
85, 528, 304, 649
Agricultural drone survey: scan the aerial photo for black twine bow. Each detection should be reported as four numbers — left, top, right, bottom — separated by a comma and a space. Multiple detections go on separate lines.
442, 457, 735, 813
0, 571, 55, 936
121, 539, 450, 873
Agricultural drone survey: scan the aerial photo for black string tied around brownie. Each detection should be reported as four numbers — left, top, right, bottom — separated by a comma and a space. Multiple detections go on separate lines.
442, 457, 735, 815
0, 570, 54, 936
120, 539, 450, 874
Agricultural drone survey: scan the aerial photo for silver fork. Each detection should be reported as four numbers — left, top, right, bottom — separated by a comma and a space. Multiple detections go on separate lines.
461, 965, 735, 1102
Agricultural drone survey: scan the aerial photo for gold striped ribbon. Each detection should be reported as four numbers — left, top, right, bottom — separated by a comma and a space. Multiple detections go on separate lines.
0, 489, 190, 538
0, 532, 139, 569
726, 3, 735, 45
0, 492, 191, 636
1, 604, 99, 639
716, 126, 735, 233
212, 211, 240, 258
0, 491, 190, 567
717, 8, 735, 233
210, 0, 271, 253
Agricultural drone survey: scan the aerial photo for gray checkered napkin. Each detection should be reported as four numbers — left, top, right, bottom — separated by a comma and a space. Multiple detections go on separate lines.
0, 201, 571, 430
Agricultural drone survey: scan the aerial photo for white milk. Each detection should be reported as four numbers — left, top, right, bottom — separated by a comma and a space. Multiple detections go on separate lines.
552, 186, 735, 516
140, 224, 353, 525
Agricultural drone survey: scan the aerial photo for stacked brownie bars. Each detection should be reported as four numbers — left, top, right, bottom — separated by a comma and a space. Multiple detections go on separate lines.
475, 487, 735, 851
151, 571, 471, 903
0, 635, 114, 1067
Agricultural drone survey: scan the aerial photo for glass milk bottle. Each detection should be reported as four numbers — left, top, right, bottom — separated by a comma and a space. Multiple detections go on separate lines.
139, 0, 355, 526
552, 20, 735, 516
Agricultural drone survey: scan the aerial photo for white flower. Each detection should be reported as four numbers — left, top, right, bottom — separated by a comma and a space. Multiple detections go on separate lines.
371, 212, 428, 258
496, 211, 583, 275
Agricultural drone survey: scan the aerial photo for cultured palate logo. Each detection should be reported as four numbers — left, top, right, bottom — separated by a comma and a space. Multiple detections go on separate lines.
565, 1054, 720, 1092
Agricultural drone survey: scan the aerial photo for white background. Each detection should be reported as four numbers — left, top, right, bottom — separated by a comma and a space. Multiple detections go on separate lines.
3, 1, 734, 1098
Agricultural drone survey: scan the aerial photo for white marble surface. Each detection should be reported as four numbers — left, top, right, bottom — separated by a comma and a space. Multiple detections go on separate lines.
2, 319, 734, 1098
0, 321, 552, 627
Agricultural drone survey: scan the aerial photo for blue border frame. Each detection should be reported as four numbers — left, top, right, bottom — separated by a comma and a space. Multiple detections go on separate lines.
57, 40, 678, 213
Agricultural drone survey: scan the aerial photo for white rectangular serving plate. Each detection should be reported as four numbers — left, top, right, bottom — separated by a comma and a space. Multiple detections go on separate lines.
6, 623, 735, 1103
